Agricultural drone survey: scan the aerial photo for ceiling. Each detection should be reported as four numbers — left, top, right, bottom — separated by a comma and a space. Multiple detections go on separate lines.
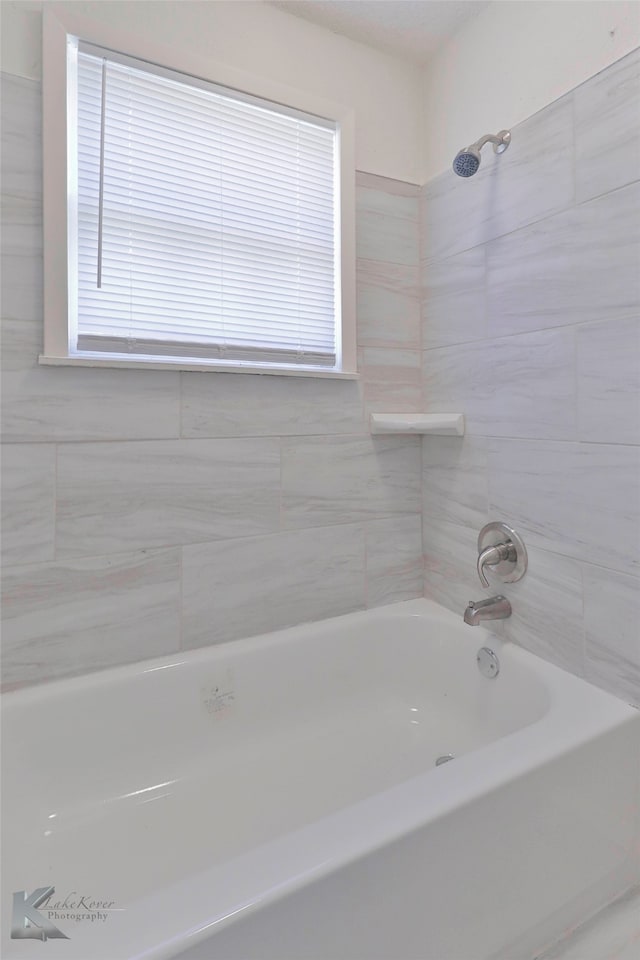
269, 1, 492, 65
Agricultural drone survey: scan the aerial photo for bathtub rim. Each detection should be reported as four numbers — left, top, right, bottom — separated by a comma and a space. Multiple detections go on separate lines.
1, 597, 638, 960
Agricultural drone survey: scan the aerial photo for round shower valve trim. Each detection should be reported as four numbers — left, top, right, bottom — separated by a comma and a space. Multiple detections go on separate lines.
476, 521, 527, 588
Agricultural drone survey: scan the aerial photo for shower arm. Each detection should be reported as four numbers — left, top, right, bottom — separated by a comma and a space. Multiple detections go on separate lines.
470, 130, 511, 154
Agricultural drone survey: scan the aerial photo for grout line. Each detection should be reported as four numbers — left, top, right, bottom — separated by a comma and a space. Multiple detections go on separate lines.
419, 440, 426, 600
278, 436, 284, 531
417, 185, 427, 599
177, 370, 184, 438
4, 518, 431, 574
569, 88, 578, 208
178, 545, 184, 652
363, 520, 369, 609
572, 319, 580, 442
421, 176, 640, 267
577, 560, 587, 680
9, 432, 636, 453
2, 542, 187, 573
578, 556, 640, 580
479, 240, 489, 344
420, 313, 640, 350
52, 442, 58, 560
356, 169, 421, 190
421, 512, 638, 583
12, 430, 386, 446
452, 434, 640, 448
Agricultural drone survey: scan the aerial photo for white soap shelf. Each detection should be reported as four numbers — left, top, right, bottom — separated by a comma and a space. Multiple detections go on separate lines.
370, 413, 464, 436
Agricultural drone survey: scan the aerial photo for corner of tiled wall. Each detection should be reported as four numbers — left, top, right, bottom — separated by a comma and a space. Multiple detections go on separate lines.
419, 48, 640, 707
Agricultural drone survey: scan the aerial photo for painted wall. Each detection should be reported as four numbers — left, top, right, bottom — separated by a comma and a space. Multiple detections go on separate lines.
421, 47, 640, 706
0, 66, 425, 688
0, 0, 423, 184
422, 0, 640, 180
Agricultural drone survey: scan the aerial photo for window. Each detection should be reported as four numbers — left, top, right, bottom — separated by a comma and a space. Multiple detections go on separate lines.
42, 9, 356, 376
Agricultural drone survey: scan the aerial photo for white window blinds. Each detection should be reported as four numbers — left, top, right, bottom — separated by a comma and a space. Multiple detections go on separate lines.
75, 45, 339, 368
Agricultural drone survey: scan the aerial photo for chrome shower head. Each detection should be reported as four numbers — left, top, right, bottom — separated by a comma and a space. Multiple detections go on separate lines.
452, 129, 511, 178
453, 148, 481, 178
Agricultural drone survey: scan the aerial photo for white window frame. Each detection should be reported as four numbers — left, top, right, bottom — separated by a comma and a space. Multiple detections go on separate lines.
41, 6, 357, 379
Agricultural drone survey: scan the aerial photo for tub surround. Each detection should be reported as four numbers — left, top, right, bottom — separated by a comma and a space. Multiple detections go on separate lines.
0, 70, 423, 689
421, 47, 640, 707
1, 48, 639, 714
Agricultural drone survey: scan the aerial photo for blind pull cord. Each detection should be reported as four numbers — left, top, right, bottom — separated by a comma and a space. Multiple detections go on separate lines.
97, 57, 107, 289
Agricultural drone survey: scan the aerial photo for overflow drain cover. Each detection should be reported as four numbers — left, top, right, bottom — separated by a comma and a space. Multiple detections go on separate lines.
477, 646, 500, 678
435, 754, 455, 766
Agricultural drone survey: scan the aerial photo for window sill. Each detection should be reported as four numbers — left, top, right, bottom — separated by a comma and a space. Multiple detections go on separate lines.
38, 355, 360, 379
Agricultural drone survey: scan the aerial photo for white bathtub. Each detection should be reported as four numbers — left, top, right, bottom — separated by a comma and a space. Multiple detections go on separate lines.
2, 598, 639, 960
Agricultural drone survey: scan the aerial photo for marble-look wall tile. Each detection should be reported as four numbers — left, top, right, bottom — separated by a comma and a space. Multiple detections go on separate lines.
361, 347, 422, 415
356, 259, 420, 349
356, 174, 420, 221
1, 259, 180, 442
574, 49, 640, 204
281, 434, 421, 528
424, 522, 585, 683
422, 516, 482, 616
499, 546, 584, 677
56, 438, 281, 557
181, 370, 363, 437
356, 184, 419, 266
365, 515, 423, 607
356, 171, 420, 200
488, 439, 640, 576
583, 564, 640, 707
0, 73, 41, 201
1, 73, 43, 323
1, 94, 42, 261
2, 366, 181, 442
486, 181, 640, 338
421, 96, 574, 262
423, 326, 576, 440
577, 316, 640, 445
1, 444, 55, 566
419, 53, 640, 706
1, 548, 181, 688
0, 317, 42, 372
0, 78, 422, 685
421, 246, 486, 349
0, 75, 425, 688
0, 195, 42, 258
0, 246, 42, 322
182, 525, 365, 650
422, 435, 489, 528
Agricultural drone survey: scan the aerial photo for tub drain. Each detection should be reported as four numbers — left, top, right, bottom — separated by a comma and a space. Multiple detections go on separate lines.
435, 754, 455, 766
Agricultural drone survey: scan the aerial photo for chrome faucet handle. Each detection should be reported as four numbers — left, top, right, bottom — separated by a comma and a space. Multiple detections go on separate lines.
476, 522, 528, 587
477, 542, 512, 588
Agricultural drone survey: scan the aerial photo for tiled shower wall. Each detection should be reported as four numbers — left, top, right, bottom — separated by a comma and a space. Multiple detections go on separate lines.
421, 48, 640, 706
0, 72, 424, 689
3, 49, 639, 705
